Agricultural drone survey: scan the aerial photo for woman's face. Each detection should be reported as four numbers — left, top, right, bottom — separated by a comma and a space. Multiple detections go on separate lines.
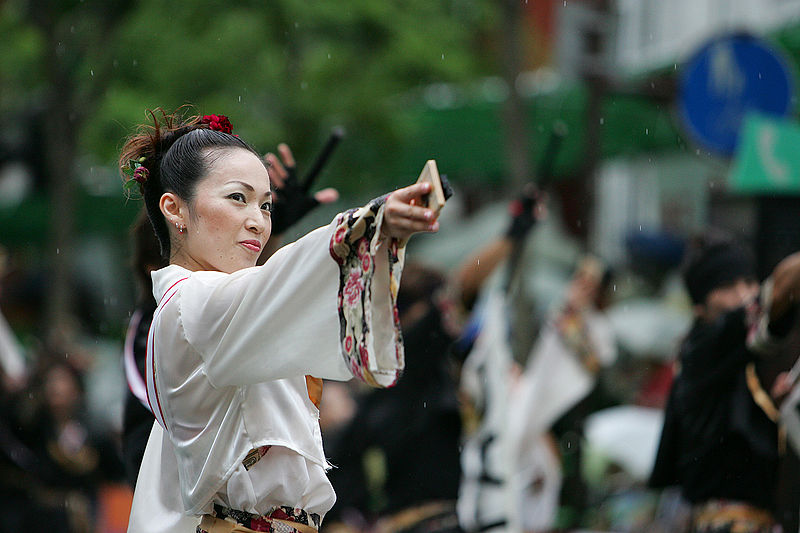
173, 148, 272, 273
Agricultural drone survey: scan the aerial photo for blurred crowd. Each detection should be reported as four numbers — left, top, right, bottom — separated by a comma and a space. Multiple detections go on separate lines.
1, 172, 800, 533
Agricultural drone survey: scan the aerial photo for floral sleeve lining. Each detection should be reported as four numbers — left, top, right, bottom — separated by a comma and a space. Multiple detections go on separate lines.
329, 195, 405, 387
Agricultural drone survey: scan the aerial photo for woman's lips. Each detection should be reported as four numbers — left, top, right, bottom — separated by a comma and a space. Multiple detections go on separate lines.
240, 240, 262, 252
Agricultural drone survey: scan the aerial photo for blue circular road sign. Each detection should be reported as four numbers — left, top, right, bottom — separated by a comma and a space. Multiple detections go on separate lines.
678, 33, 794, 156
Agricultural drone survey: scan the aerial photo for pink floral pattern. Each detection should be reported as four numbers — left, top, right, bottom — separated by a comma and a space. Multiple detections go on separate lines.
329, 195, 404, 387
344, 335, 354, 354
343, 271, 364, 306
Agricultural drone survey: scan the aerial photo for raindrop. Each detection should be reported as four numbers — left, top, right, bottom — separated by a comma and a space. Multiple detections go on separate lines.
441, 53, 445, 60
563, 0, 567, 5
695, 149, 700, 155
645, 128, 649, 135
90, 69, 94, 77
70, 26, 76, 34
301, 81, 308, 90
238, 96, 242, 102
56, 248, 60, 254
599, 117, 604, 125
476, 259, 480, 266
327, 53, 331, 59
613, 284, 617, 292
294, 22, 299, 28
423, 402, 427, 408
133, 59, 138, 67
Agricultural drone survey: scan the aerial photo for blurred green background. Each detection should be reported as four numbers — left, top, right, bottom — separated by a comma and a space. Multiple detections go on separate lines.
0, 0, 504, 339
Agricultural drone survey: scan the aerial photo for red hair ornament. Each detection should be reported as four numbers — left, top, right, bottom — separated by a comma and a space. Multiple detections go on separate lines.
201, 114, 233, 134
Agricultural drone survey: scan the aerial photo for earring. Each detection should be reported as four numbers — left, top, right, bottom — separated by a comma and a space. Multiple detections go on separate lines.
175, 222, 186, 234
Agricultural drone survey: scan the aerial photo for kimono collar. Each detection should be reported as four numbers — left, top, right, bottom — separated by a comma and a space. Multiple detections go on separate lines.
151, 264, 192, 303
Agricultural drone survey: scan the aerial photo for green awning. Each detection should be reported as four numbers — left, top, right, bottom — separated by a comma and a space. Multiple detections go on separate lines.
391, 81, 685, 184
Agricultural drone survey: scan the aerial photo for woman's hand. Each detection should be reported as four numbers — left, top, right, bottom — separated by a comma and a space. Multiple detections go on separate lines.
381, 182, 440, 241
265, 144, 339, 235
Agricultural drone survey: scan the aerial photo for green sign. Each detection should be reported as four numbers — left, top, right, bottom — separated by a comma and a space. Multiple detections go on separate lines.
729, 113, 800, 194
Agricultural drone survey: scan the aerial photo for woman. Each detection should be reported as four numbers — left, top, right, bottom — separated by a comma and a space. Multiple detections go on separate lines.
121, 110, 440, 533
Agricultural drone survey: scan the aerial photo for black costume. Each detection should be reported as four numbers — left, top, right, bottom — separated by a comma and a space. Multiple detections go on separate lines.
650, 306, 785, 522
121, 298, 156, 487
325, 303, 463, 532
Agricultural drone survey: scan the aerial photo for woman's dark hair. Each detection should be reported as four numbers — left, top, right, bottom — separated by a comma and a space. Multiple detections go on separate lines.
130, 208, 167, 303
119, 108, 260, 259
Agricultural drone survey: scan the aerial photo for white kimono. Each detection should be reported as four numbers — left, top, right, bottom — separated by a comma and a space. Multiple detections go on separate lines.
458, 284, 616, 533
506, 303, 616, 532
128, 199, 405, 533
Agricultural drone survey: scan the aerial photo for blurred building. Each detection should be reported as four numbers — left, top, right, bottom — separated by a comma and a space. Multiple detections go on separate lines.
401, 0, 800, 276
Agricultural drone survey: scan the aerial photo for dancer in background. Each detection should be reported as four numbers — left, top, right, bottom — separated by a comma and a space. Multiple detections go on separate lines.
651, 234, 800, 533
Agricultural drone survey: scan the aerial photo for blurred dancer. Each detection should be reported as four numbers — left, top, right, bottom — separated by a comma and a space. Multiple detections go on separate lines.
651, 235, 800, 533
506, 256, 616, 532
456, 186, 549, 533
14, 356, 124, 532
122, 210, 166, 487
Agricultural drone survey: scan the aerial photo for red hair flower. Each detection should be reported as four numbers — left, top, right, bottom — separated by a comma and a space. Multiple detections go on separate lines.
123, 156, 149, 192
201, 114, 233, 134
132, 165, 149, 184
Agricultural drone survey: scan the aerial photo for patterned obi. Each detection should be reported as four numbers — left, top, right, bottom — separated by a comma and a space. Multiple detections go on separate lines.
198, 504, 321, 533
691, 500, 776, 533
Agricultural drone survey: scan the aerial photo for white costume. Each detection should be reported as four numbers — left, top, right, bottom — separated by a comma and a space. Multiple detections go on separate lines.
458, 282, 616, 533
457, 288, 514, 533
128, 199, 405, 533
506, 303, 615, 532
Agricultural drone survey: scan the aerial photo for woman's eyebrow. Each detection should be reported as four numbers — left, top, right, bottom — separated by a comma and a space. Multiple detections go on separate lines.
226, 180, 255, 191
226, 181, 271, 198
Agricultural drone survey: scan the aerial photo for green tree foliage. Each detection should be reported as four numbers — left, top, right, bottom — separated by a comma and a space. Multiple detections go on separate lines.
77, 0, 499, 194
2, 0, 500, 193
0, 0, 499, 334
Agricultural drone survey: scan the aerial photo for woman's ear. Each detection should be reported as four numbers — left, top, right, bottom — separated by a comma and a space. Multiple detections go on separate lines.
160, 192, 185, 229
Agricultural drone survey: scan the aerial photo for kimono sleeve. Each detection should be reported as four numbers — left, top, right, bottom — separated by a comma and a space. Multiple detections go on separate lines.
179, 196, 405, 388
